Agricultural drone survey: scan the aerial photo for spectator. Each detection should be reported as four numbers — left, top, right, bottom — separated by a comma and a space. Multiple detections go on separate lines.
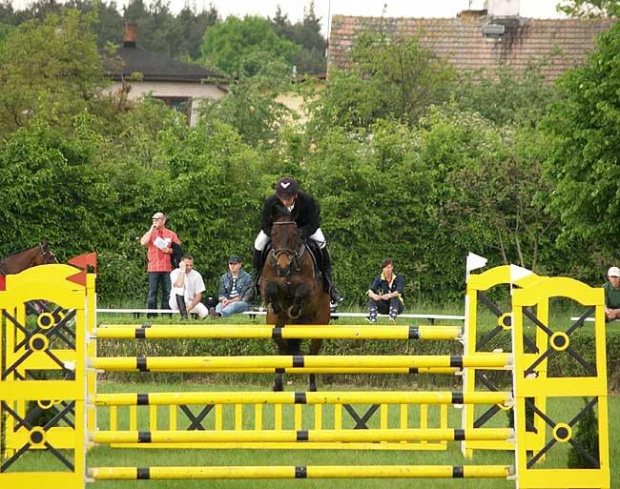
140, 211, 181, 317
169, 255, 208, 320
211, 255, 252, 319
367, 258, 405, 324
604, 266, 620, 322
252, 177, 343, 304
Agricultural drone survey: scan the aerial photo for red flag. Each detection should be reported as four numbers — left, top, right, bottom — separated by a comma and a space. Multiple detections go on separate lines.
66, 270, 87, 286
68, 252, 97, 273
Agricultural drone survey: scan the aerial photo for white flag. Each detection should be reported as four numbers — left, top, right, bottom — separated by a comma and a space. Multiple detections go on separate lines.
466, 252, 488, 274
509, 264, 533, 283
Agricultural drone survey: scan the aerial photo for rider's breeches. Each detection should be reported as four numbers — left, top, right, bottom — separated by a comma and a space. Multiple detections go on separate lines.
254, 228, 326, 251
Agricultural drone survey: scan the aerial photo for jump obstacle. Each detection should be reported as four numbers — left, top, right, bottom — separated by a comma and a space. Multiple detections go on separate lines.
0, 256, 611, 488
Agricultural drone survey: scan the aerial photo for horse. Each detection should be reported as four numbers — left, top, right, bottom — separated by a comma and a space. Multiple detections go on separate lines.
260, 212, 331, 392
0, 242, 58, 275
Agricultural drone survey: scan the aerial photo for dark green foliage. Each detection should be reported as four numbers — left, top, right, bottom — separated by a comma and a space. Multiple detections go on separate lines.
567, 398, 600, 468
271, 2, 326, 75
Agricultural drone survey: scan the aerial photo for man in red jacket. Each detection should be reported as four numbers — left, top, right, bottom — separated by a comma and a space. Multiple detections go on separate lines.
140, 211, 181, 317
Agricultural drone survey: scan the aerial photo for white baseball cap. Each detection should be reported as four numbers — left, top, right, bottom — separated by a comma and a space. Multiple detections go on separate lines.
608, 266, 620, 278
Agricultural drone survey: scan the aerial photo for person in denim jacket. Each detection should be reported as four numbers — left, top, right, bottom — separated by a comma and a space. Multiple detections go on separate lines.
210, 255, 253, 319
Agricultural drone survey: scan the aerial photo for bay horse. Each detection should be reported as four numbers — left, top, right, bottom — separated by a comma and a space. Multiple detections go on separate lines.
0, 242, 58, 274
261, 212, 331, 392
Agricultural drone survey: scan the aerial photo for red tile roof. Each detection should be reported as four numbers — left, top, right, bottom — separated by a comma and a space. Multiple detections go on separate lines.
328, 15, 616, 80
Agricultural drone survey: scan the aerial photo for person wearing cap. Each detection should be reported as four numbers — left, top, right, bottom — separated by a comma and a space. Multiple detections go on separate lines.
366, 258, 405, 324
168, 255, 208, 320
140, 212, 181, 316
252, 177, 343, 304
604, 266, 620, 321
211, 255, 253, 318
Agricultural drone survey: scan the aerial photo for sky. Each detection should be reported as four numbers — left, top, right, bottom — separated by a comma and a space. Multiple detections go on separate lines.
10, 0, 567, 36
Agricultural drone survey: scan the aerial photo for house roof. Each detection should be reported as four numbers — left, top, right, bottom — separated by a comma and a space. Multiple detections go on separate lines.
328, 14, 617, 80
105, 44, 225, 83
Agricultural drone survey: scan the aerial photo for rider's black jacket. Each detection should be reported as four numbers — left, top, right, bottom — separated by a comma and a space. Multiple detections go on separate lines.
260, 191, 321, 241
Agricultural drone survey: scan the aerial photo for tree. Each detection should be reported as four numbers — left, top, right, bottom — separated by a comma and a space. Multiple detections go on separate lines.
198, 55, 293, 146
557, 0, 620, 17
271, 2, 326, 75
307, 31, 455, 132
456, 64, 559, 127
0, 9, 107, 137
200, 15, 298, 77
543, 20, 620, 251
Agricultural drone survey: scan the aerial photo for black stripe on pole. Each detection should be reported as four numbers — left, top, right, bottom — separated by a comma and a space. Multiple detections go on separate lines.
450, 355, 463, 368
138, 431, 151, 443
275, 368, 285, 374
292, 355, 304, 368
272, 327, 283, 339
409, 367, 419, 374
137, 393, 149, 405
137, 357, 148, 372
408, 326, 420, 340
294, 392, 307, 404
137, 468, 150, 480
295, 466, 308, 478
452, 466, 464, 478
454, 429, 465, 441
451, 391, 464, 404
296, 430, 309, 442
135, 329, 146, 340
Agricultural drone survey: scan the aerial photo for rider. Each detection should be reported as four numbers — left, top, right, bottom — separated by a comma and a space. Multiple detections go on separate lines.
252, 177, 343, 304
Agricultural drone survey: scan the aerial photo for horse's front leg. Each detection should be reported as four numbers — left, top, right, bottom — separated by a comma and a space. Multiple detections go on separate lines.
288, 284, 310, 319
265, 281, 283, 314
307, 339, 323, 392
273, 338, 289, 392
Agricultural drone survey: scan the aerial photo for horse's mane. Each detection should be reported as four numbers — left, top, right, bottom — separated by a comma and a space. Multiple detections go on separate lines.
0, 244, 41, 261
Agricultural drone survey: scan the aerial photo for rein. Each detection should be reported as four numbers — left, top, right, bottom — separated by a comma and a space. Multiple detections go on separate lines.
270, 221, 306, 279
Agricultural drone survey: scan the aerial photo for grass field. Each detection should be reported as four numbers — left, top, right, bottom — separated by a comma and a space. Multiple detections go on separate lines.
8, 381, 618, 489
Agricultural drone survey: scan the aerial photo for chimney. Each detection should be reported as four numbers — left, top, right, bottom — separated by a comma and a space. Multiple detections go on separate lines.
486, 0, 520, 18
123, 23, 137, 48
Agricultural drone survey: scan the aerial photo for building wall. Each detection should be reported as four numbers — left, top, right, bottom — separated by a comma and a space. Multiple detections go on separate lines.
106, 81, 227, 126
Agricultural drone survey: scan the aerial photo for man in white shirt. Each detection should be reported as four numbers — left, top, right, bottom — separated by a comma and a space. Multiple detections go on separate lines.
169, 255, 208, 319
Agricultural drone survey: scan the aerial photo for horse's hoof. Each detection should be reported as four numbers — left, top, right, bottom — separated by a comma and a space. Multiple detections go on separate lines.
272, 383, 283, 392
309, 385, 317, 392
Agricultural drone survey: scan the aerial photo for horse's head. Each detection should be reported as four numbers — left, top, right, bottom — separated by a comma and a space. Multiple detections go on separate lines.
270, 212, 301, 277
33, 241, 58, 267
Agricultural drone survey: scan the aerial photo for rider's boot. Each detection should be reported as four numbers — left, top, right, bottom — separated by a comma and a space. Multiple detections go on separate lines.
320, 247, 343, 304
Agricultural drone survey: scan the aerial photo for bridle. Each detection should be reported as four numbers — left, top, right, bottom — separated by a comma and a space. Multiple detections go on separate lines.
39, 243, 58, 265
269, 221, 306, 279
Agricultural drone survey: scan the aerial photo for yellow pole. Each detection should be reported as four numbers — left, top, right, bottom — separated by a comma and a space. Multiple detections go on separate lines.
90, 354, 511, 371
91, 428, 514, 444
89, 465, 512, 480
94, 325, 461, 341
94, 391, 512, 407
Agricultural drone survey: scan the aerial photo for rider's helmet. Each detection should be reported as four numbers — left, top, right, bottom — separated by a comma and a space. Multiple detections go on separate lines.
275, 177, 298, 199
